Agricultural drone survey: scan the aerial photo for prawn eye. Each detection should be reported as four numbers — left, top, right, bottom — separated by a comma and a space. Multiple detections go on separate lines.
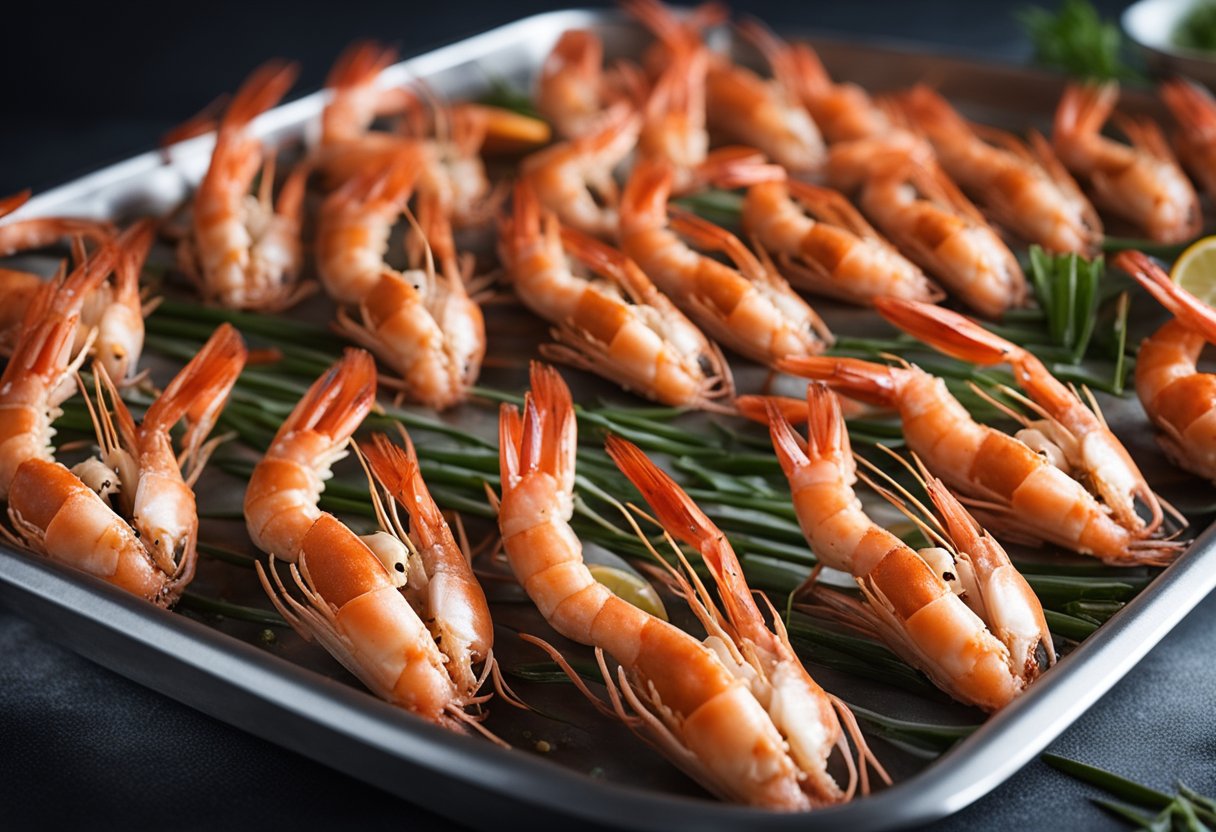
1034, 640, 1053, 672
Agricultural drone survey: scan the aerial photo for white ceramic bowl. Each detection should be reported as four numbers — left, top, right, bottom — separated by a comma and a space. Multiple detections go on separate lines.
1124, 0, 1216, 86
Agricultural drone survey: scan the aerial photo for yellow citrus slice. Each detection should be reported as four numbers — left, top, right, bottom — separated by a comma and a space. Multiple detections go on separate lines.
1170, 235, 1216, 306
588, 564, 668, 621
454, 103, 550, 154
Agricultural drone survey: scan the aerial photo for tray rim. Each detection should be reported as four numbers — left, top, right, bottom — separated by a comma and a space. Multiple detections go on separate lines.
3, 7, 1215, 830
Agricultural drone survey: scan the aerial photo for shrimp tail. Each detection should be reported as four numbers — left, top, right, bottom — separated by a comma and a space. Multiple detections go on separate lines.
161, 93, 230, 149
221, 60, 299, 133
0, 189, 116, 257
327, 145, 419, 214
411, 190, 459, 274
0, 187, 114, 256
1115, 250, 1216, 343
763, 398, 813, 479
143, 323, 248, 468
1162, 78, 1216, 137
6, 245, 116, 386
326, 40, 398, 90
875, 296, 1020, 366
690, 147, 787, 191
499, 362, 575, 491
606, 434, 717, 556
0, 190, 32, 220
898, 84, 968, 134
605, 434, 760, 635
360, 431, 444, 547
620, 157, 675, 229
803, 382, 852, 457
518, 362, 575, 480
498, 401, 523, 484
764, 384, 855, 485
735, 394, 811, 427
114, 219, 157, 300
1054, 81, 1117, 144
502, 177, 544, 254
622, 0, 726, 51
777, 356, 899, 406
272, 348, 378, 445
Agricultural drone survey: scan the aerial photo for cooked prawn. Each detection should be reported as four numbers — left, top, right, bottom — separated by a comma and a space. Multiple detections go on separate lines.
536, 30, 639, 140
360, 430, 495, 696
85, 219, 156, 386
0, 191, 115, 351
608, 433, 887, 802
335, 192, 485, 410
742, 179, 942, 306
244, 349, 377, 562
499, 179, 732, 408
395, 95, 510, 226
259, 513, 460, 722
8, 324, 246, 605
0, 245, 116, 500
1161, 78, 1216, 204
770, 353, 1178, 564
755, 383, 1053, 711
899, 85, 1101, 254
876, 296, 1167, 535
315, 146, 420, 305
523, 103, 641, 238
736, 20, 892, 144
619, 158, 832, 366
1053, 82, 1200, 244
320, 41, 415, 147
622, 0, 725, 74
623, 0, 735, 189
0, 189, 114, 256
498, 363, 874, 810
257, 436, 505, 733
1114, 250, 1216, 484
704, 58, 825, 175
0, 269, 45, 353
827, 147, 1026, 318
537, 30, 609, 139
0, 220, 154, 386
637, 42, 710, 187
178, 60, 311, 311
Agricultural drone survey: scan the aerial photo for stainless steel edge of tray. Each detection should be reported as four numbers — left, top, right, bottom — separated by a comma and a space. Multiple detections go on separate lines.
4, 8, 1216, 831
5, 522, 1215, 832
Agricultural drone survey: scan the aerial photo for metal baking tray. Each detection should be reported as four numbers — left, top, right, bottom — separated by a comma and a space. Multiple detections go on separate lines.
3, 8, 1216, 830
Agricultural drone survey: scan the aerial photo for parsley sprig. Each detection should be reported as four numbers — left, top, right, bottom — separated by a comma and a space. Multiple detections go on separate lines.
1019, 0, 1140, 81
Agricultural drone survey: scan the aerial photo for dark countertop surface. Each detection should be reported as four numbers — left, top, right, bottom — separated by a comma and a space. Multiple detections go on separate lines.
3, 2, 1213, 829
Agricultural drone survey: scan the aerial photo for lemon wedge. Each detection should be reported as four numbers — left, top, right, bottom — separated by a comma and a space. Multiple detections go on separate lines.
588, 564, 668, 621
1170, 235, 1216, 305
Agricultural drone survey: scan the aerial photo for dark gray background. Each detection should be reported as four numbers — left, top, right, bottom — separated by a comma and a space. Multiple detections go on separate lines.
2, 1, 1213, 829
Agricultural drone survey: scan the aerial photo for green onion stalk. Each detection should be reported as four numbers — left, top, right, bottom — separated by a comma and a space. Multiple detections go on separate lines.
135, 301, 1152, 628
1043, 753, 1216, 829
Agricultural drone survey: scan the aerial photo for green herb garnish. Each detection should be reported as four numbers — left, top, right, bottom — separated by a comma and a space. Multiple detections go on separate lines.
477, 77, 542, 120
1043, 753, 1216, 829
1175, 1, 1216, 53
1019, 0, 1138, 81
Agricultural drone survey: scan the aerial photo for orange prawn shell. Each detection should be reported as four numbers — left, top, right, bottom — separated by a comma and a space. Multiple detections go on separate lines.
299, 514, 456, 718
9, 459, 172, 603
